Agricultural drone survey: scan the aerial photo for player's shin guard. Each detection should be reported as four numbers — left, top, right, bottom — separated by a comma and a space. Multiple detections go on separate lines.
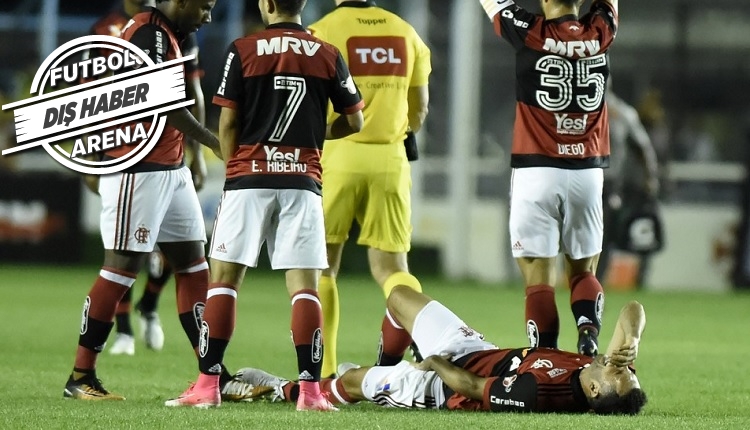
569, 272, 604, 335
198, 283, 237, 375
75, 268, 136, 370
318, 275, 339, 378
382, 272, 422, 299
376, 309, 412, 366
290, 289, 324, 395
525, 284, 559, 349
175, 259, 209, 352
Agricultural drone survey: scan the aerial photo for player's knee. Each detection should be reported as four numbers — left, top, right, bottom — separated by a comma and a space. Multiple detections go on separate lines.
340, 368, 366, 398
517, 256, 557, 286
382, 271, 422, 299
565, 254, 599, 276
386, 285, 408, 311
368, 250, 409, 286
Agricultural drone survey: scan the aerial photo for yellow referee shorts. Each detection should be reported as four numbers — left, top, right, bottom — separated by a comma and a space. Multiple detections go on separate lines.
321, 139, 412, 253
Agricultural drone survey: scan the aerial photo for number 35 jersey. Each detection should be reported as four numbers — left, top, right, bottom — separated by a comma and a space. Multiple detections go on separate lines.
485, 0, 618, 169
213, 23, 365, 195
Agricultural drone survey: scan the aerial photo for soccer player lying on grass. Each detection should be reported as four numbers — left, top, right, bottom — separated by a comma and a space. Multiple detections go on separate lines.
238, 286, 647, 414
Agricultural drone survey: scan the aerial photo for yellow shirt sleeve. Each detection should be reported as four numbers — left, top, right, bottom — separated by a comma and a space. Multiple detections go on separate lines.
411, 31, 432, 87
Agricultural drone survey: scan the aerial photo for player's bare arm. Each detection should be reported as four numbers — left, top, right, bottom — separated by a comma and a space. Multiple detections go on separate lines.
166, 107, 222, 160
414, 355, 487, 401
187, 136, 208, 191
478, 0, 511, 20
326, 111, 364, 140
218, 107, 240, 167
605, 301, 645, 367
186, 75, 208, 190
407, 86, 429, 133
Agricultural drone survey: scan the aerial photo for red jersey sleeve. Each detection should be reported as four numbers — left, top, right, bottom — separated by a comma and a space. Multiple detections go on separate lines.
213, 43, 242, 110
329, 50, 364, 115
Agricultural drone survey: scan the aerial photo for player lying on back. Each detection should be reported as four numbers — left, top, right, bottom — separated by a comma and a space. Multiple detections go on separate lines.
238, 285, 647, 414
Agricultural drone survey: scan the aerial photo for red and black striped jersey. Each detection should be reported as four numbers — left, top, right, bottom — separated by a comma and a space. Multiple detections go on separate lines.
445, 348, 593, 413
213, 23, 364, 195
487, 1, 618, 169
87, 9, 201, 79
105, 7, 187, 171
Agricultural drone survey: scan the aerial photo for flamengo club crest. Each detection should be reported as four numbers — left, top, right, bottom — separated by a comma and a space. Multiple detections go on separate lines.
1, 35, 193, 174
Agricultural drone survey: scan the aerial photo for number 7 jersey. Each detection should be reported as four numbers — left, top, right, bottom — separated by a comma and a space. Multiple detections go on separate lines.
213, 23, 365, 195
483, 0, 618, 169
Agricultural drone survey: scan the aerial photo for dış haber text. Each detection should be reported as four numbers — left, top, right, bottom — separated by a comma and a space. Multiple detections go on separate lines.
44, 83, 149, 128
69, 123, 148, 158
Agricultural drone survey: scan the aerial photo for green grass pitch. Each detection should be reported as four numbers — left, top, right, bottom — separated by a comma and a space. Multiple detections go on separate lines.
1, 264, 749, 429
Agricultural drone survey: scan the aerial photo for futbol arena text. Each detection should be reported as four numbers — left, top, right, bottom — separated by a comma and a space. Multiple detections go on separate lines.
44, 49, 151, 158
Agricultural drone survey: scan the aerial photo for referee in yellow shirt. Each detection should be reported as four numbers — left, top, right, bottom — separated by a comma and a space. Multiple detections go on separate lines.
309, 0, 431, 377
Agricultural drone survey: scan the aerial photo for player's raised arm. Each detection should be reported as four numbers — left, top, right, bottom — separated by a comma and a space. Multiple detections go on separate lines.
605, 301, 645, 367
593, 0, 619, 14
415, 355, 488, 401
478, 0, 515, 20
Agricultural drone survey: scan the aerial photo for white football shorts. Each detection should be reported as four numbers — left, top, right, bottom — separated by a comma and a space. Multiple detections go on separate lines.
209, 188, 328, 270
411, 300, 498, 361
361, 361, 445, 409
509, 167, 603, 259
99, 166, 206, 252
360, 300, 497, 409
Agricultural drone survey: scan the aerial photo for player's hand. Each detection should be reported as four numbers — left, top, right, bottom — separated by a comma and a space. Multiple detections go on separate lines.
410, 356, 434, 372
607, 337, 639, 367
83, 175, 100, 195
211, 145, 224, 161
190, 152, 208, 192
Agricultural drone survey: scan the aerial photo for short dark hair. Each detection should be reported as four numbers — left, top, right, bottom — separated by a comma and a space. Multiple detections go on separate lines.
591, 389, 648, 415
275, 0, 306, 16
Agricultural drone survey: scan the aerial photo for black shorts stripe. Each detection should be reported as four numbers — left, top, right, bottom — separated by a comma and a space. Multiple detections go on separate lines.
115, 174, 134, 250
372, 393, 437, 409
124, 174, 135, 250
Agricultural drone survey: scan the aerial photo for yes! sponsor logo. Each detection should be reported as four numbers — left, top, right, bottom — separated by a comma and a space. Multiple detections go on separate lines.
555, 113, 588, 136
1, 35, 194, 174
